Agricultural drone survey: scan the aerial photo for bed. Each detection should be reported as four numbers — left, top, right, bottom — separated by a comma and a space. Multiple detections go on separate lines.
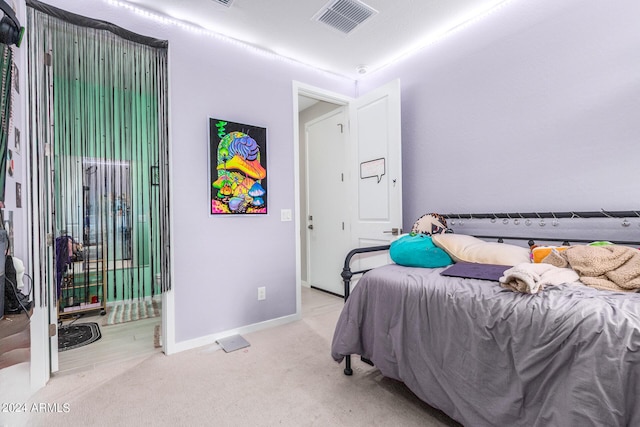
331, 211, 640, 427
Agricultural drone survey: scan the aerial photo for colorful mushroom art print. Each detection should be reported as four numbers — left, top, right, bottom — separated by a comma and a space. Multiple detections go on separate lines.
209, 119, 267, 215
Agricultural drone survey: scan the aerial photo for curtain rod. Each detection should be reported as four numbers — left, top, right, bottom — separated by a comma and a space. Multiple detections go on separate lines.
442, 210, 640, 220
27, 0, 168, 49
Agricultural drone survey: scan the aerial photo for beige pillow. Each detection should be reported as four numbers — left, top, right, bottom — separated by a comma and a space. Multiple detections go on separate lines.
432, 234, 531, 266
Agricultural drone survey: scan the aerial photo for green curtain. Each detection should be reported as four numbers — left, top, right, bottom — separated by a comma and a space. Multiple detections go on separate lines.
27, 4, 170, 307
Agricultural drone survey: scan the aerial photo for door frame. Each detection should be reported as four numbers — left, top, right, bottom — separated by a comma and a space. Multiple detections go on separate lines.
292, 81, 351, 313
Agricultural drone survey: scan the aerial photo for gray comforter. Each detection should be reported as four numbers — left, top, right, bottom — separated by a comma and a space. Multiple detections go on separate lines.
331, 264, 640, 426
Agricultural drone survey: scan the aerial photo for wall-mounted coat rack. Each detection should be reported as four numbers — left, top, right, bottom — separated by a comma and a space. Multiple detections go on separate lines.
440, 209, 640, 247
442, 209, 640, 220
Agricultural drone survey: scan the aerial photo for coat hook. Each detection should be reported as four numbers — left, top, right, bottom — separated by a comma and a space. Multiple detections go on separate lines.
535, 213, 545, 226
551, 212, 559, 227
514, 212, 523, 226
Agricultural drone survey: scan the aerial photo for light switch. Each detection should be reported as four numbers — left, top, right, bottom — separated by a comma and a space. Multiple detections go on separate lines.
281, 209, 292, 222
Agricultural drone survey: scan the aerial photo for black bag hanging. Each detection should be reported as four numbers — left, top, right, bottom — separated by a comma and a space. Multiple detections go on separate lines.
3, 255, 31, 315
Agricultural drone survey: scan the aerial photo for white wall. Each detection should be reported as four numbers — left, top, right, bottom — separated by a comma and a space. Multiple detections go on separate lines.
3, 0, 27, 266
42, 0, 355, 346
358, 0, 640, 227
0, 0, 31, 410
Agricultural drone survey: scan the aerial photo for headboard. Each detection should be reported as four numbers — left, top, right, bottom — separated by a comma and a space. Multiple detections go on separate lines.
441, 210, 640, 247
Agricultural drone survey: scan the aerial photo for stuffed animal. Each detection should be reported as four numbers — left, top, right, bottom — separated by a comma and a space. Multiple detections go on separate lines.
411, 213, 449, 236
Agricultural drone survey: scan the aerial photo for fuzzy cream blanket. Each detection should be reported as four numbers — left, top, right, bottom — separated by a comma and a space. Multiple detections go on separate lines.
499, 263, 581, 294
542, 245, 640, 292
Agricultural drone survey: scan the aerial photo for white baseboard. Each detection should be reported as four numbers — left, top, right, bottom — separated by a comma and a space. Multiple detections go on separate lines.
301, 280, 310, 288
166, 312, 301, 355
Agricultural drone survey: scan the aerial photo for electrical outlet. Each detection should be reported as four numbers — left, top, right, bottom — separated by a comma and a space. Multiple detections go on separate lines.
257, 286, 266, 301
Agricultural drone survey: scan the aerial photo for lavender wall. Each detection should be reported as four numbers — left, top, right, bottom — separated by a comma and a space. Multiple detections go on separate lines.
42, 0, 354, 343
358, 0, 640, 228
33, 0, 640, 346
5, 0, 27, 264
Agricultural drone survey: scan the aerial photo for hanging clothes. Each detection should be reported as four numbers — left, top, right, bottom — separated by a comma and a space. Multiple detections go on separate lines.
55, 235, 73, 299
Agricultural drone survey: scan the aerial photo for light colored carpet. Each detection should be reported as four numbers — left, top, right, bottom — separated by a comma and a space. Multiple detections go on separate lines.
17, 288, 459, 427
104, 298, 161, 326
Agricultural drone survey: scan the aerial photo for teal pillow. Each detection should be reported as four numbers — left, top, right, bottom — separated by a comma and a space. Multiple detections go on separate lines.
390, 234, 454, 268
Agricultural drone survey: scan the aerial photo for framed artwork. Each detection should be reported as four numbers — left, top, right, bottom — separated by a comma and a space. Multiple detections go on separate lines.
15, 182, 21, 208
209, 118, 267, 215
14, 127, 20, 155
3, 210, 13, 255
6, 149, 13, 176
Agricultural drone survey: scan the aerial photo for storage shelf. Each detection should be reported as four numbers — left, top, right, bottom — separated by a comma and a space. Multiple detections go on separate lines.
58, 252, 107, 317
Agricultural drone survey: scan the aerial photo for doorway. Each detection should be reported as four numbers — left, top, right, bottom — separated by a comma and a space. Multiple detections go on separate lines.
294, 79, 403, 301
296, 84, 351, 296
26, 5, 171, 375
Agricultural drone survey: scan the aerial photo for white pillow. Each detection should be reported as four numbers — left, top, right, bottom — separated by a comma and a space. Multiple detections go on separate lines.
432, 234, 530, 266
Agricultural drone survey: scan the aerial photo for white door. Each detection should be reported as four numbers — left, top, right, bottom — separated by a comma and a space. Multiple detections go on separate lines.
306, 109, 350, 295
348, 79, 403, 272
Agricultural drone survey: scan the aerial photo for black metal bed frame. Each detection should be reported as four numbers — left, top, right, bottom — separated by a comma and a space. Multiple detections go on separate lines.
338, 209, 640, 375
340, 245, 390, 375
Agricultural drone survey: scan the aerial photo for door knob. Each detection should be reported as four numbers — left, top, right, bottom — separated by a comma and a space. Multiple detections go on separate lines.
383, 227, 400, 235
308, 225, 314, 230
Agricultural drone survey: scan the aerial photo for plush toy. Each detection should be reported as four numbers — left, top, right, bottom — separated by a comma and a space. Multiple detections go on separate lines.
588, 241, 613, 247
411, 213, 449, 236
531, 241, 614, 263
531, 245, 569, 263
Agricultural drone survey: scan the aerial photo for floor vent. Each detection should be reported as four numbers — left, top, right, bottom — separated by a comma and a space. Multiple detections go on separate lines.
212, 0, 234, 7
313, 0, 377, 35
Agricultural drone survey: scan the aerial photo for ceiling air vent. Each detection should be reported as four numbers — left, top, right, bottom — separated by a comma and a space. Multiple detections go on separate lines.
212, 0, 234, 7
313, 0, 378, 35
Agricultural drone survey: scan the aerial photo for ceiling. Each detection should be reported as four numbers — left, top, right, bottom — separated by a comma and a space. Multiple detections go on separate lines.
119, 0, 510, 80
